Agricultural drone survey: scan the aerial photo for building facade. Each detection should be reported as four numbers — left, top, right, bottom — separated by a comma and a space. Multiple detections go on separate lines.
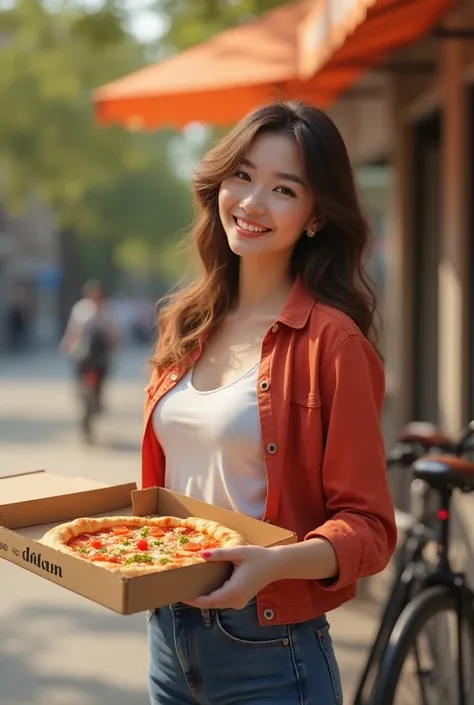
325, 0, 474, 582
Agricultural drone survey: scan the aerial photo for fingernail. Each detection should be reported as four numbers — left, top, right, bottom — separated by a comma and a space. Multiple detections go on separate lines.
201, 551, 212, 559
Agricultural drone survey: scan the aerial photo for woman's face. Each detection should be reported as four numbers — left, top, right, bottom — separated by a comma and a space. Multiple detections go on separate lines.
218, 132, 318, 261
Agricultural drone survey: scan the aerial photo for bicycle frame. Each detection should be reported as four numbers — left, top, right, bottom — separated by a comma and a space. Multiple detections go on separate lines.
429, 487, 469, 705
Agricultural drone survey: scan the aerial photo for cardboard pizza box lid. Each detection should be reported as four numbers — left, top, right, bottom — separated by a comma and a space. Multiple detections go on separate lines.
0, 467, 44, 481
0, 469, 108, 503
0, 470, 136, 530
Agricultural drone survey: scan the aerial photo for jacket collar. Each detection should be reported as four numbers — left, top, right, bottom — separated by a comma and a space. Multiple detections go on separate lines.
277, 275, 315, 330
178, 276, 315, 372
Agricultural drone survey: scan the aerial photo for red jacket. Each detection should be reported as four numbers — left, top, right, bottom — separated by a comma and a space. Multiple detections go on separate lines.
142, 277, 397, 625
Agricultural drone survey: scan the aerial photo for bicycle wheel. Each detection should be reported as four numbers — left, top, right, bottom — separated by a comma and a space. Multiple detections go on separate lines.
370, 585, 474, 705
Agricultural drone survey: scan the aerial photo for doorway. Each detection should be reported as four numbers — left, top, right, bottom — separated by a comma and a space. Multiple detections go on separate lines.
411, 114, 442, 423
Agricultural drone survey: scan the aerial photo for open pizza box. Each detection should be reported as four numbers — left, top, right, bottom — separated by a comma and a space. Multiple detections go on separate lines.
0, 469, 296, 614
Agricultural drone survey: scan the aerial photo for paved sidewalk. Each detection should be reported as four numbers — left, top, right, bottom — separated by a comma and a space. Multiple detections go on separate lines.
331, 586, 384, 702
0, 347, 385, 703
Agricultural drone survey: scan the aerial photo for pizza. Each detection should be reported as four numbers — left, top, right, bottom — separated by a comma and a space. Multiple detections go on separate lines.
39, 515, 246, 576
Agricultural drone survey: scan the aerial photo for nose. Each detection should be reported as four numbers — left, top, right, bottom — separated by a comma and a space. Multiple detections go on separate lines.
239, 189, 266, 215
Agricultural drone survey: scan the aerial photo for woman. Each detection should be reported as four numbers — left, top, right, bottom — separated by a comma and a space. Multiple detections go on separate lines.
142, 100, 397, 704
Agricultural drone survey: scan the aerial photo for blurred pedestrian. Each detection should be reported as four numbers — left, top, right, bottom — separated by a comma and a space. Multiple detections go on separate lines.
142, 100, 397, 704
60, 280, 119, 417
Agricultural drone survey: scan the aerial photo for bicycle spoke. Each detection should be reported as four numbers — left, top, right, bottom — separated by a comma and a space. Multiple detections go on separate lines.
413, 640, 430, 705
391, 606, 474, 705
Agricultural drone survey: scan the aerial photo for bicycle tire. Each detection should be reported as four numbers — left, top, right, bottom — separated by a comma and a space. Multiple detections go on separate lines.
370, 585, 474, 705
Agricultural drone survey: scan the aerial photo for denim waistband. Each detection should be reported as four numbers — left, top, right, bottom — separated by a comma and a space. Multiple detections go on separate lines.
169, 596, 257, 613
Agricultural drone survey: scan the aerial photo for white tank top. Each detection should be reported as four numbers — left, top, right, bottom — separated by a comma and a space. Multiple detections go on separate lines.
152, 363, 267, 520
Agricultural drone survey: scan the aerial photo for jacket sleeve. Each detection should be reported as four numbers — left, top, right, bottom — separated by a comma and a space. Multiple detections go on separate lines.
141, 368, 166, 489
305, 333, 397, 590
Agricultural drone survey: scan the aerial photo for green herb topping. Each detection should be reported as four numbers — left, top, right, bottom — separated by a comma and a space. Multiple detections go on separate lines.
125, 553, 153, 565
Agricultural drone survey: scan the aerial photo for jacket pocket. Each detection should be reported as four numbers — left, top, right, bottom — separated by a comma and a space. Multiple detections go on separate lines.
289, 393, 323, 470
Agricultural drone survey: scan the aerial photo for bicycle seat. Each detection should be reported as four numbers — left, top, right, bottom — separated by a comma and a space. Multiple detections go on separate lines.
397, 422, 454, 450
413, 454, 474, 492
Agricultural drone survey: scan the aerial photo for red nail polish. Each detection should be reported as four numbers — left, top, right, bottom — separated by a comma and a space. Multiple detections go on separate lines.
201, 551, 212, 558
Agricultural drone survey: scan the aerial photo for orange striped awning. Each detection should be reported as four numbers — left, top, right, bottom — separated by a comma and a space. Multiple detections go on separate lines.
298, 0, 454, 82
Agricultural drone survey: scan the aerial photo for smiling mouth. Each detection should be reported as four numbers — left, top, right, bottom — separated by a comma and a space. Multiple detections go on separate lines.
233, 216, 272, 234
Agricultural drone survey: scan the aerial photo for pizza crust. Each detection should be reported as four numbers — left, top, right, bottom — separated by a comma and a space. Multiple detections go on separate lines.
39, 515, 246, 576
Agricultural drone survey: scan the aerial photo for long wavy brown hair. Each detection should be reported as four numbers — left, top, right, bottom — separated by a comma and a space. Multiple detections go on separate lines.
153, 100, 379, 372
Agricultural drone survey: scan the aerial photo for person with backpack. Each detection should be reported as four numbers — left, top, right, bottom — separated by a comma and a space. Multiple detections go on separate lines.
61, 281, 119, 429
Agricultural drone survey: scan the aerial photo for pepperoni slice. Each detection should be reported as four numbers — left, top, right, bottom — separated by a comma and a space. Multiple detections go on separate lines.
181, 542, 201, 552
91, 539, 102, 549
200, 540, 218, 550
113, 526, 130, 536
137, 539, 148, 551
90, 553, 112, 562
149, 527, 165, 538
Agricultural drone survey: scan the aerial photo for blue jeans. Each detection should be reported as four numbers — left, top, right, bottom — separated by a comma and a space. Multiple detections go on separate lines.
147, 598, 343, 704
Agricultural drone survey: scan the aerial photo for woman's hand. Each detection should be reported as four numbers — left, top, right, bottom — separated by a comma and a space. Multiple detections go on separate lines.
183, 538, 339, 610
183, 545, 279, 610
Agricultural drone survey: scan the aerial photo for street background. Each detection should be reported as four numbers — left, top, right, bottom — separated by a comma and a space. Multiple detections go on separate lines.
3, 0, 469, 702
0, 345, 383, 704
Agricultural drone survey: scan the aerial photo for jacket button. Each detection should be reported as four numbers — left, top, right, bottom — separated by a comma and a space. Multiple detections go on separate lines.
266, 442, 277, 454
170, 373, 178, 381
263, 608, 274, 621
271, 323, 279, 333
259, 379, 270, 391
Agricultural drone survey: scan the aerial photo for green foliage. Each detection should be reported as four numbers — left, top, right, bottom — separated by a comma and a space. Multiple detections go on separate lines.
0, 2, 137, 221
0, 0, 287, 283
0, 0, 191, 261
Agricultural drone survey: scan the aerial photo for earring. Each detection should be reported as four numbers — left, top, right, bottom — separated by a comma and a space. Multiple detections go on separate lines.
306, 227, 316, 238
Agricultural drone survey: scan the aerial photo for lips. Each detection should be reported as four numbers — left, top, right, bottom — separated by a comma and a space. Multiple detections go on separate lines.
232, 216, 272, 237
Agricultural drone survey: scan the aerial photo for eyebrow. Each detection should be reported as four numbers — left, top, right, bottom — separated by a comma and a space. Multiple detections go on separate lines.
240, 158, 307, 189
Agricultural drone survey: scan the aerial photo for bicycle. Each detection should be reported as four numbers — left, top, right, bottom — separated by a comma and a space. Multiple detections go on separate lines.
353, 421, 474, 705
369, 452, 474, 704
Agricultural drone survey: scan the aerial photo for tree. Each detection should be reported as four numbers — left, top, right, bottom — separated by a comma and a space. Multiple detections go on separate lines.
86, 131, 192, 269
0, 0, 187, 237
0, 0, 195, 297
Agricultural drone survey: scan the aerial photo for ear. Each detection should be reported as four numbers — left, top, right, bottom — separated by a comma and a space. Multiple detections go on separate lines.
305, 216, 325, 238
312, 214, 327, 231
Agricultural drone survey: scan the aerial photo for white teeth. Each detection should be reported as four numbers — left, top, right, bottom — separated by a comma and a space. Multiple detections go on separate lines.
236, 218, 268, 233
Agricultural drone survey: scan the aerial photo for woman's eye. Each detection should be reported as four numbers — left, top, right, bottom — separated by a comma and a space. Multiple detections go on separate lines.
234, 170, 250, 181
275, 186, 296, 197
